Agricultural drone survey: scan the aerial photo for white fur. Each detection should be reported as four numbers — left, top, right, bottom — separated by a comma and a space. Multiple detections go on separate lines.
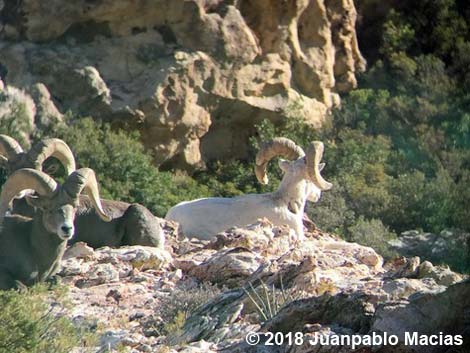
166, 159, 324, 240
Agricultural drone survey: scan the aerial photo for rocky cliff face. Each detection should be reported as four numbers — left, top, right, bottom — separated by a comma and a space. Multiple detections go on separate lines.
0, 0, 365, 169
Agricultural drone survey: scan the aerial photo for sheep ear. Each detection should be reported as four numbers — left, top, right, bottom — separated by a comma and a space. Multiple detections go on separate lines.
318, 163, 325, 172
278, 159, 290, 173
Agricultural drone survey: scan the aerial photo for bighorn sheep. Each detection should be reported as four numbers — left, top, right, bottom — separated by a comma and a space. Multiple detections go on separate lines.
0, 168, 110, 290
69, 198, 164, 248
0, 134, 76, 176
0, 135, 164, 249
165, 138, 332, 240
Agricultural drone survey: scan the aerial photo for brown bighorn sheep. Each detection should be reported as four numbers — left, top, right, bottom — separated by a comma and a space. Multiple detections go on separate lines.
0, 135, 164, 248
0, 134, 75, 176
0, 168, 110, 289
69, 197, 164, 248
166, 138, 332, 240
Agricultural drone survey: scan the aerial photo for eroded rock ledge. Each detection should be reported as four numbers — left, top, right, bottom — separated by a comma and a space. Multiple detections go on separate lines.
0, 0, 365, 169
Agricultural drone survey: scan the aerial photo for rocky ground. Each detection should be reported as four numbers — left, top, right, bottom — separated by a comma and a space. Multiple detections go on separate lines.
55, 219, 468, 353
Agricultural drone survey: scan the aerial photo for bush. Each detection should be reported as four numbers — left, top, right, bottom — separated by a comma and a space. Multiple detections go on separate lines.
0, 284, 96, 353
347, 217, 398, 259
45, 116, 210, 216
243, 280, 303, 323
154, 282, 223, 340
307, 182, 355, 236
0, 87, 35, 149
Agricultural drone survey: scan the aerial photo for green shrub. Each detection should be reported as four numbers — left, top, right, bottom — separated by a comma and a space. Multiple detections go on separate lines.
307, 182, 355, 236
451, 170, 470, 231
45, 116, 210, 216
0, 284, 96, 353
0, 88, 34, 149
243, 280, 304, 323
154, 282, 223, 339
194, 159, 262, 197
0, 88, 35, 186
347, 216, 398, 259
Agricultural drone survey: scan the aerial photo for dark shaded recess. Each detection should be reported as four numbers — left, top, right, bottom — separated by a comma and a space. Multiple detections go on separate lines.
354, 0, 397, 65
456, 0, 470, 18
155, 25, 177, 44
156, 159, 174, 172
204, 0, 231, 15
132, 26, 147, 35
0, 0, 27, 37
0, 63, 8, 80
57, 20, 112, 43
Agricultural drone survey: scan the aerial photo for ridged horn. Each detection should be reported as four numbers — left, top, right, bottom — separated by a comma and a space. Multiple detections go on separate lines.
0, 155, 8, 168
306, 141, 333, 190
27, 138, 76, 176
0, 135, 23, 160
0, 168, 58, 223
255, 137, 305, 184
62, 168, 111, 222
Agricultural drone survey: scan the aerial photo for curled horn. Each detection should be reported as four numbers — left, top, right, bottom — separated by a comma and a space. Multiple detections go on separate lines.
27, 138, 76, 176
0, 155, 8, 169
0, 169, 58, 223
62, 168, 111, 222
0, 135, 23, 160
306, 141, 333, 190
255, 137, 305, 184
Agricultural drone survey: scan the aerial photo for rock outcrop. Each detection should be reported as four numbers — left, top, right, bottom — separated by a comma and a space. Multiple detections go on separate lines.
55, 220, 467, 353
0, 0, 365, 169
390, 229, 469, 273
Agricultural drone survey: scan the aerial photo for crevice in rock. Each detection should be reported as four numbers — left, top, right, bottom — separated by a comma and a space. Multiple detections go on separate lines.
57, 20, 112, 43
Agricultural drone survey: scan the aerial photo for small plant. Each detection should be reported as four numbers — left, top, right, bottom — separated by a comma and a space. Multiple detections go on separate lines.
347, 216, 398, 259
243, 278, 302, 323
0, 284, 97, 353
162, 311, 187, 340
0, 87, 34, 149
153, 282, 223, 339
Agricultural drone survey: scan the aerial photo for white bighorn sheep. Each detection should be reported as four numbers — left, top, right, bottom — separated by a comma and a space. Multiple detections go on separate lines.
165, 137, 332, 240
0, 168, 110, 290
0, 135, 164, 249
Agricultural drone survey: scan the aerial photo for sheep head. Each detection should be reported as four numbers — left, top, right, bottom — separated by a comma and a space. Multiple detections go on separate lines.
255, 137, 332, 206
0, 168, 110, 240
0, 135, 76, 176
